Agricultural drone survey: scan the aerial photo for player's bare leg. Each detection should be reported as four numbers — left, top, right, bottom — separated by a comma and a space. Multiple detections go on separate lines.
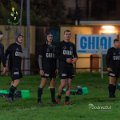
7, 79, 20, 101
12, 80, 20, 87
56, 79, 66, 103
65, 78, 72, 105
11, 81, 13, 85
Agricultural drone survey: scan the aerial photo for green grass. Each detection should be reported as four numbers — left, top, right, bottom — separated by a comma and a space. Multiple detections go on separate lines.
0, 73, 120, 120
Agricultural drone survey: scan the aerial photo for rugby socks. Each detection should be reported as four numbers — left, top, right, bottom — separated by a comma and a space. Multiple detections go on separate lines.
108, 84, 116, 98
65, 96, 70, 102
113, 85, 116, 97
50, 88, 56, 103
8, 85, 16, 100
38, 87, 43, 103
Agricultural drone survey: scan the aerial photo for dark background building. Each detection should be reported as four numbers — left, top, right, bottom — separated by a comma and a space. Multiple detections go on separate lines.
64, 0, 120, 24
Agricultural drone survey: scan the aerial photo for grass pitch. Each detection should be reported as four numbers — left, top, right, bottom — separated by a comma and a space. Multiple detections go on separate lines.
0, 73, 120, 120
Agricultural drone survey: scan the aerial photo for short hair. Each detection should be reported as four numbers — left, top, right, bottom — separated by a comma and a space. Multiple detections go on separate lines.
114, 39, 119, 43
64, 30, 71, 34
16, 33, 24, 41
46, 32, 53, 36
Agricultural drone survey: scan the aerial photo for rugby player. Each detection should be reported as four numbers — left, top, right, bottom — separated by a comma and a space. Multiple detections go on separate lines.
38, 32, 57, 105
106, 39, 120, 98
56, 30, 78, 105
5, 33, 24, 101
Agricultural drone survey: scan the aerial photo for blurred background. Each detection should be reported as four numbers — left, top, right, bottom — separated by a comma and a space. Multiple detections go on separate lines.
0, 0, 120, 75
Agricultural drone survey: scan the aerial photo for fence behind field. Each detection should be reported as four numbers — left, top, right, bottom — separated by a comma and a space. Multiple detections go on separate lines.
0, 55, 107, 75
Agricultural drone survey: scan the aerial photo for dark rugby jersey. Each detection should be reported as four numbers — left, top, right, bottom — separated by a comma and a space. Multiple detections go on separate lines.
106, 47, 120, 69
0, 43, 6, 67
57, 41, 78, 66
5, 42, 23, 70
38, 43, 57, 70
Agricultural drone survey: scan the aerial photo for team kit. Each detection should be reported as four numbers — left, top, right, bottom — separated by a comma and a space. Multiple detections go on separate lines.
0, 30, 120, 105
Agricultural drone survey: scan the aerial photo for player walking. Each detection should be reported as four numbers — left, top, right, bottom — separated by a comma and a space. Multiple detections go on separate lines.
5, 34, 24, 101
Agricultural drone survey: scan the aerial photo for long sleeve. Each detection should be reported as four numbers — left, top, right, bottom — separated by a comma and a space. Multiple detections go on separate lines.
0, 45, 6, 67
4, 45, 11, 66
106, 48, 112, 68
38, 45, 44, 70
56, 43, 60, 59
73, 44, 78, 58
38, 55, 43, 70
56, 58, 59, 69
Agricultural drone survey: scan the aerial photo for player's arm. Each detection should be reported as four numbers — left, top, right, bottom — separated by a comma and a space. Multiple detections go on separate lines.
38, 55, 43, 69
21, 50, 24, 71
38, 45, 44, 76
1, 45, 7, 74
55, 59, 59, 74
4, 45, 12, 68
2, 45, 11, 74
55, 46, 59, 73
1, 45, 6, 67
5, 46, 11, 64
106, 48, 112, 71
72, 44, 78, 64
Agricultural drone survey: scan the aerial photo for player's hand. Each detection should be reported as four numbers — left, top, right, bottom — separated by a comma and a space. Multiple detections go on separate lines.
1, 67, 7, 75
66, 58, 72, 64
72, 58, 77, 64
55, 69, 58, 74
40, 70, 44, 76
107, 67, 112, 71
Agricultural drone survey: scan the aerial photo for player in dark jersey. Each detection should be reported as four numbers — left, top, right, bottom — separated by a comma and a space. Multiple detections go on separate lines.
0, 31, 6, 74
56, 30, 78, 105
106, 39, 120, 98
37, 32, 57, 105
4, 33, 24, 102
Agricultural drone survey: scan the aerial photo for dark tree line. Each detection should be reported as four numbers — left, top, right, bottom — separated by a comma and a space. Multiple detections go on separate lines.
0, 0, 118, 25
0, 0, 66, 26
